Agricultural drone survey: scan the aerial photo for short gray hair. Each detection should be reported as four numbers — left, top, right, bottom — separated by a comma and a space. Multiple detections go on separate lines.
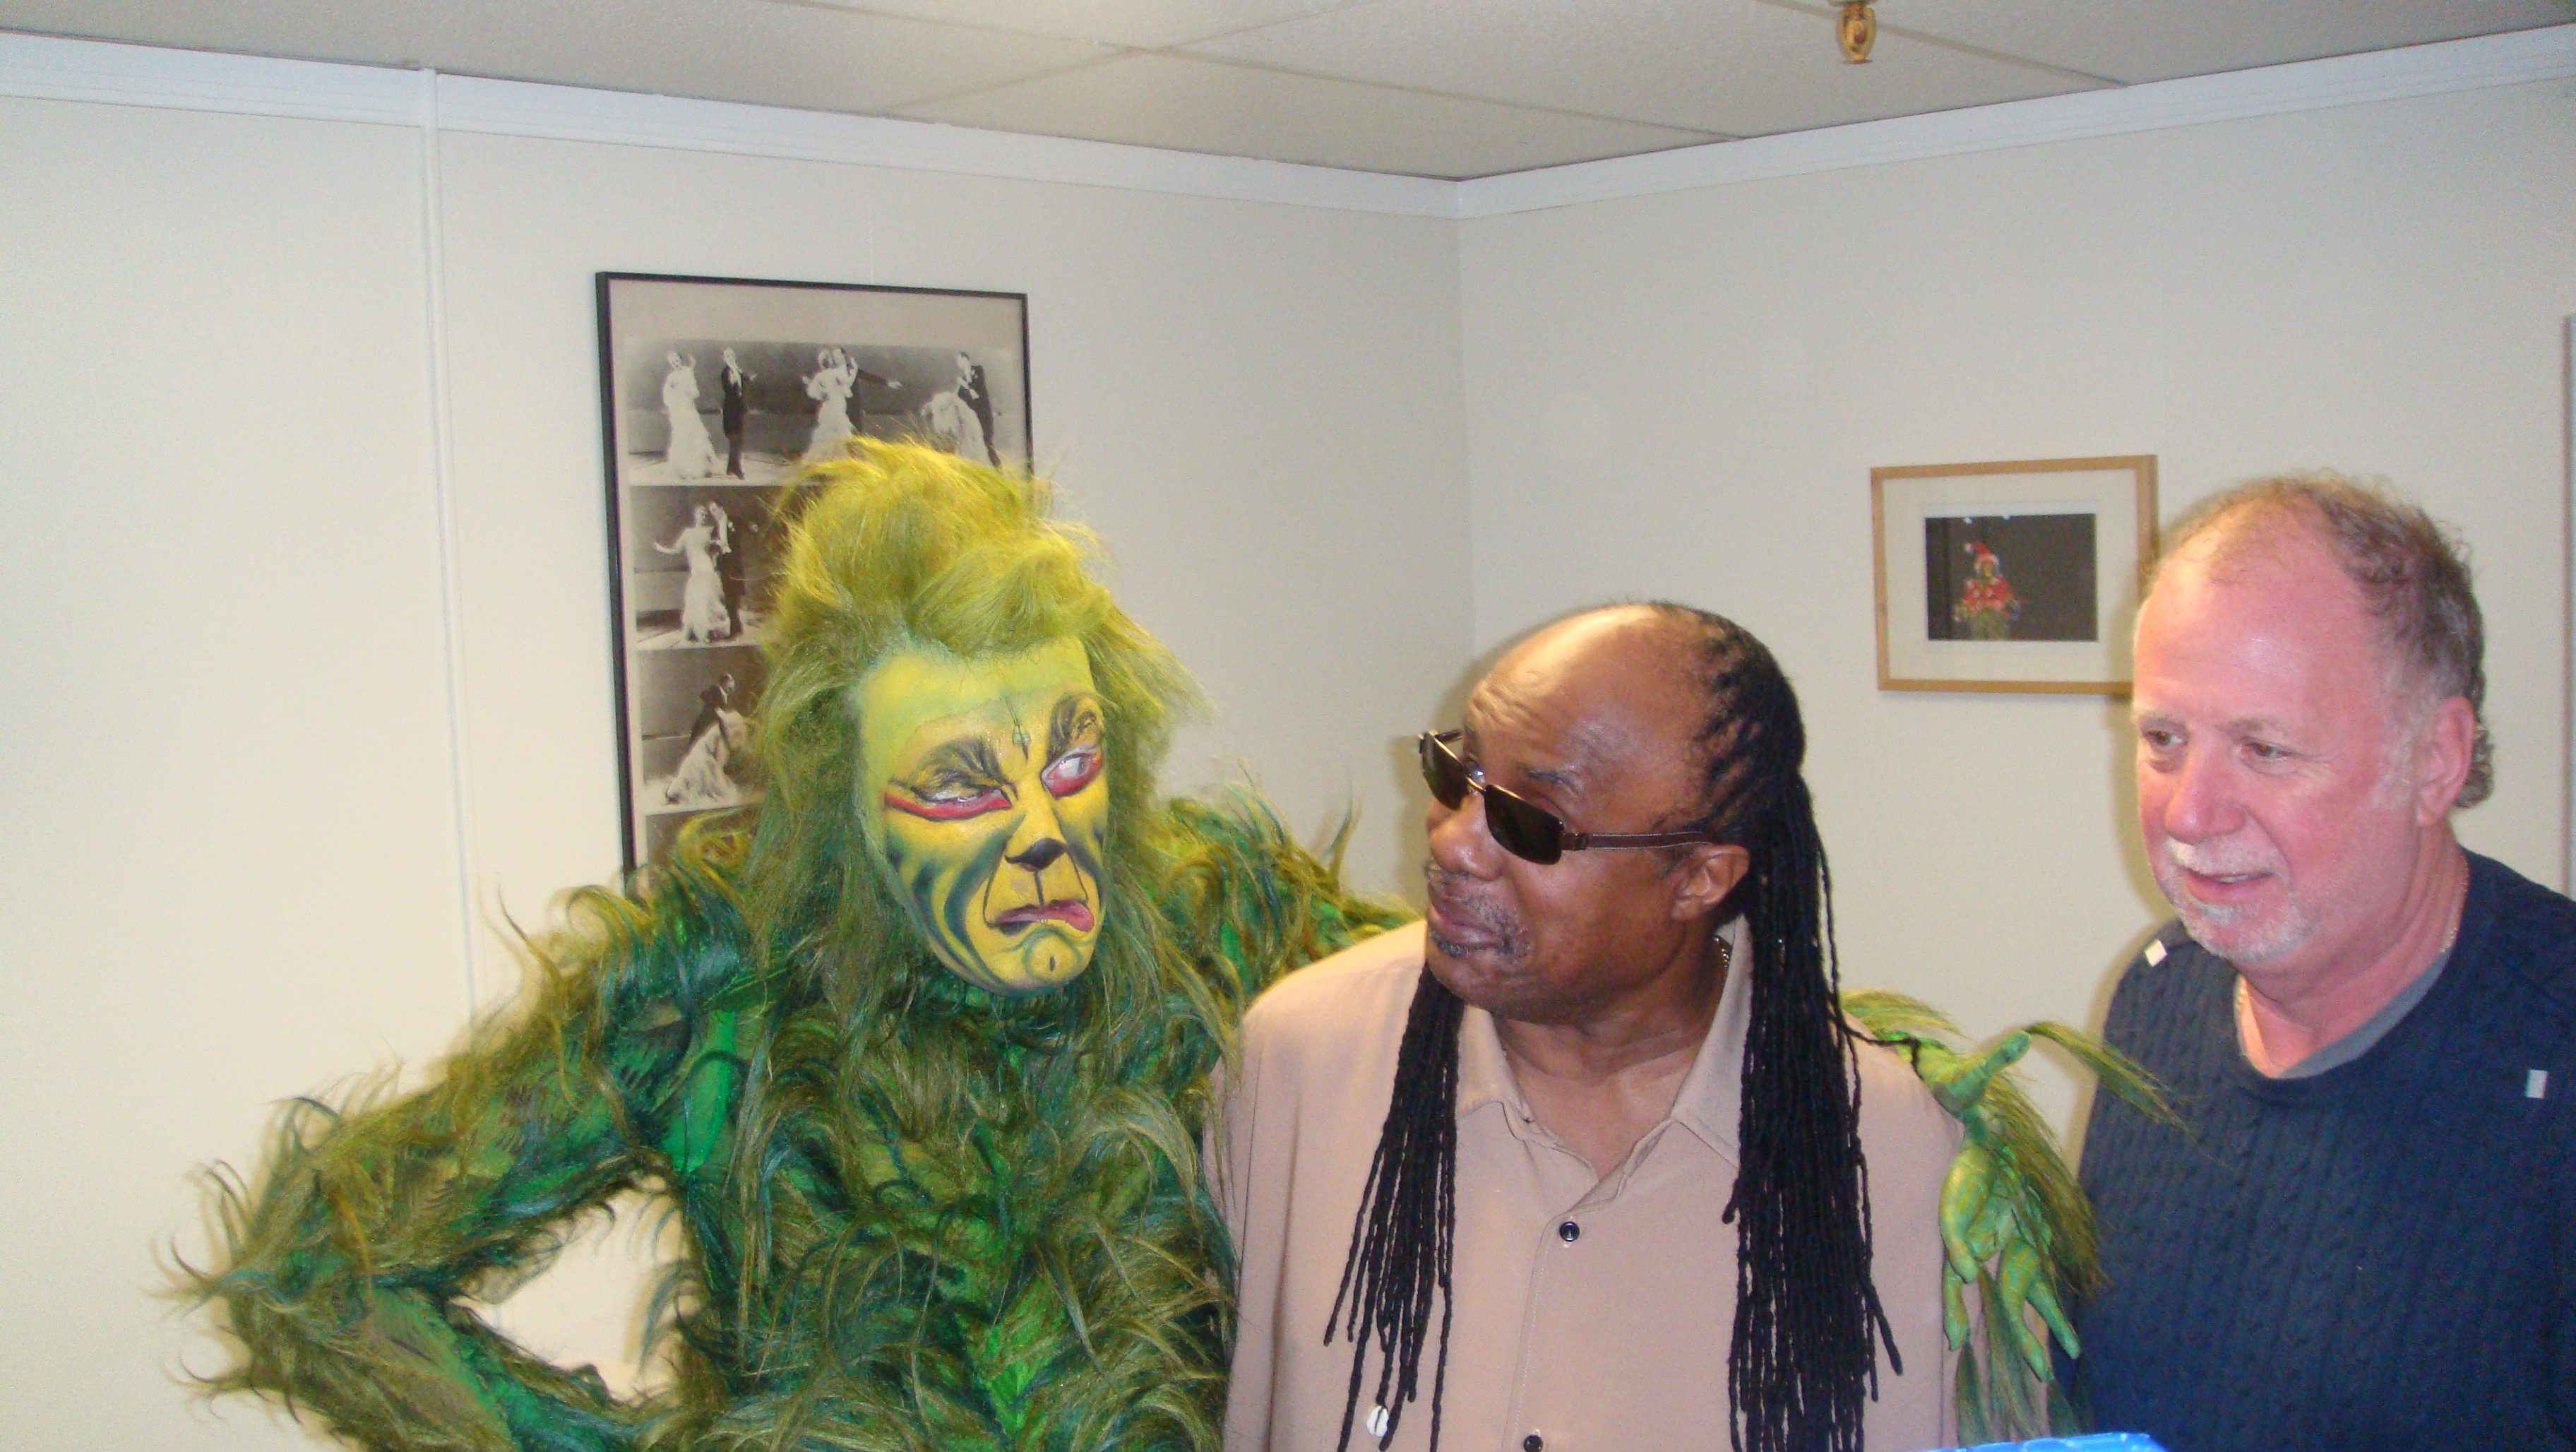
2154, 470, 2492, 809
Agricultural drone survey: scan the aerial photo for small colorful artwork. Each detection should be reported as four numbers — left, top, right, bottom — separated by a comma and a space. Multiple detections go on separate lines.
1871, 456, 2156, 694
1924, 511, 2098, 643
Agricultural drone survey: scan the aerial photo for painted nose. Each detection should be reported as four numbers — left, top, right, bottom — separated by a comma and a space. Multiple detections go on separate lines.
1009, 838, 1066, 872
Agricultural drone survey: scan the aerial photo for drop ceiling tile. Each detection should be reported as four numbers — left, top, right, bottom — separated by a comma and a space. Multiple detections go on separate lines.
1885, 0, 2573, 85
799, 0, 1376, 51
11, 0, 2565, 181
0, 0, 1114, 113
1184, 0, 2106, 136
897, 50, 1719, 177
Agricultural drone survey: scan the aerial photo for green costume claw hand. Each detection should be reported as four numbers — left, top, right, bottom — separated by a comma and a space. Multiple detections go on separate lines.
1938, 1140, 2012, 1349
1924, 1031, 2080, 1372
1842, 990, 2171, 1442
1999, 1236, 2079, 1376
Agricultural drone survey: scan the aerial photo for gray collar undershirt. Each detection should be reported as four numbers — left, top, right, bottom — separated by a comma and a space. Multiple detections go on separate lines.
2244, 943, 2454, 1080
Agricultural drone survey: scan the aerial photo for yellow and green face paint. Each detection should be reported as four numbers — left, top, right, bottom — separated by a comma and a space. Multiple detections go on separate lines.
854, 637, 1109, 996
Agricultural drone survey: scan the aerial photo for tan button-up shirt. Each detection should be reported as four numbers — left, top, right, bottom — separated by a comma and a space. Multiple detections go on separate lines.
1220, 922, 1960, 1452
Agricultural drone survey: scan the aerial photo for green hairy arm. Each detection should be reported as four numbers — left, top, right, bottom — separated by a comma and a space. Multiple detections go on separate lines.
183, 875, 756, 1452
1840, 989, 2174, 1442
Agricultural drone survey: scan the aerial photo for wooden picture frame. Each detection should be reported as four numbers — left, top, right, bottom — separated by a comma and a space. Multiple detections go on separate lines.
1872, 456, 2157, 694
596, 272, 1032, 867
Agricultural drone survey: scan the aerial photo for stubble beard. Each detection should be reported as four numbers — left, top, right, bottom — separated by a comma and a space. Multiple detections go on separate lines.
2153, 837, 2315, 966
1422, 864, 1529, 968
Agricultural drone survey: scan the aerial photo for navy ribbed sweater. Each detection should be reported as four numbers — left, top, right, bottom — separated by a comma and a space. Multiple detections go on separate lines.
2075, 852, 2576, 1451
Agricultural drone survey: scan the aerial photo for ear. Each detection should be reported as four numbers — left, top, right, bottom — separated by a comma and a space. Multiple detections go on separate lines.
1669, 843, 1753, 923
2413, 695, 2477, 823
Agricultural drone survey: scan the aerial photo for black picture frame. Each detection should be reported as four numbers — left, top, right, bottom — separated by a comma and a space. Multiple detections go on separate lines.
595, 272, 1032, 867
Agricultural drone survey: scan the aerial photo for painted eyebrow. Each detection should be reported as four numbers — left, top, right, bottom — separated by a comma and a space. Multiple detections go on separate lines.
1046, 694, 1104, 758
918, 735, 1008, 781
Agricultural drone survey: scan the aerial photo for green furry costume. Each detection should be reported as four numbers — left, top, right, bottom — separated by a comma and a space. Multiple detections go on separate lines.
189, 443, 1404, 1451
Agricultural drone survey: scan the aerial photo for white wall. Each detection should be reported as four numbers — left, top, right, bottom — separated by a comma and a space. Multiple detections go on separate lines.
0, 97, 473, 1451
8, 39, 2573, 1452
1458, 78, 2576, 1127
0, 93, 1466, 1451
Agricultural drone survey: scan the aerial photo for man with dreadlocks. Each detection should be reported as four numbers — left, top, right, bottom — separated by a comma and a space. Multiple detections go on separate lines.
1220, 602, 1962, 1452
185, 441, 1402, 1452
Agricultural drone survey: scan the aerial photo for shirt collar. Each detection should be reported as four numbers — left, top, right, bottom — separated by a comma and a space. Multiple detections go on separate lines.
1455, 1001, 1519, 1119
1454, 917, 1751, 1165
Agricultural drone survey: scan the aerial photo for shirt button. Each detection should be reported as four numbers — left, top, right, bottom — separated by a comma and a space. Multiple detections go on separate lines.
1522, 1436, 1544, 1452
1557, 1220, 1580, 1243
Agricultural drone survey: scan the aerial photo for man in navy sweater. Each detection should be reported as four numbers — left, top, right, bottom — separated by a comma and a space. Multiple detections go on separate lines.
2076, 471, 2575, 1449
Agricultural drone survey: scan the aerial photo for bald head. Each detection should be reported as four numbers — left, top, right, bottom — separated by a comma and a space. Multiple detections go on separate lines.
1473, 605, 1713, 822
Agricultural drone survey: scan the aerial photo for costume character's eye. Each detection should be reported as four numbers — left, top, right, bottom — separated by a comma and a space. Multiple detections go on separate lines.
1042, 746, 1102, 797
887, 780, 1010, 820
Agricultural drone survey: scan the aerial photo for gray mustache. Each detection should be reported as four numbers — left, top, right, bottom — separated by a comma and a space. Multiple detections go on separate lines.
2161, 839, 2282, 878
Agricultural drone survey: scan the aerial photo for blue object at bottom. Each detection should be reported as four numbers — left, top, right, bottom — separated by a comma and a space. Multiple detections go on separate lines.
1938, 1436, 2168, 1452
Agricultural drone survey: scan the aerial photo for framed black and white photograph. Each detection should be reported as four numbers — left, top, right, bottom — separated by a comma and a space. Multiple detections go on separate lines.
598, 272, 1032, 866
1872, 456, 2157, 694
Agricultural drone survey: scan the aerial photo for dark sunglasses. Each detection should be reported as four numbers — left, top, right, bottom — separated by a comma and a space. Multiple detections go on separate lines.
1417, 731, 1730, 866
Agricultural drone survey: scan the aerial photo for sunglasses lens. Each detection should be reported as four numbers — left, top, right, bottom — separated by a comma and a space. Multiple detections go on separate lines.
1419, 732, 1567, 864
1419, 734, 1471, 809
1483, 790, 1564, 864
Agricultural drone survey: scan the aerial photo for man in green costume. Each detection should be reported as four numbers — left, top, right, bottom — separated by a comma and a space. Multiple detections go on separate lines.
187, 441, 1400, 1451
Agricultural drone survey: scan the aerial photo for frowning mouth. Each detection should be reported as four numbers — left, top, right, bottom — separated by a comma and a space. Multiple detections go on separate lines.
989, 900, 1095, 934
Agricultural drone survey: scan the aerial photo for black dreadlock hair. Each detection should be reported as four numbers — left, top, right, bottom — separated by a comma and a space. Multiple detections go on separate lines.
1328, 603, 1895, 1452
1325, 971, 1463, 1452
1671, 603, 1899, 1452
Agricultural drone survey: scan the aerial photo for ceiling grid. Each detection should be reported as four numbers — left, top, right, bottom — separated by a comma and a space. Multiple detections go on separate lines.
2, 0, 2567, 179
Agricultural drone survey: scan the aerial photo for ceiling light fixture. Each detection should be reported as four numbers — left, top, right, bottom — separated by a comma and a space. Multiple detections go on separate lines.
1837, 0, 1876, 64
